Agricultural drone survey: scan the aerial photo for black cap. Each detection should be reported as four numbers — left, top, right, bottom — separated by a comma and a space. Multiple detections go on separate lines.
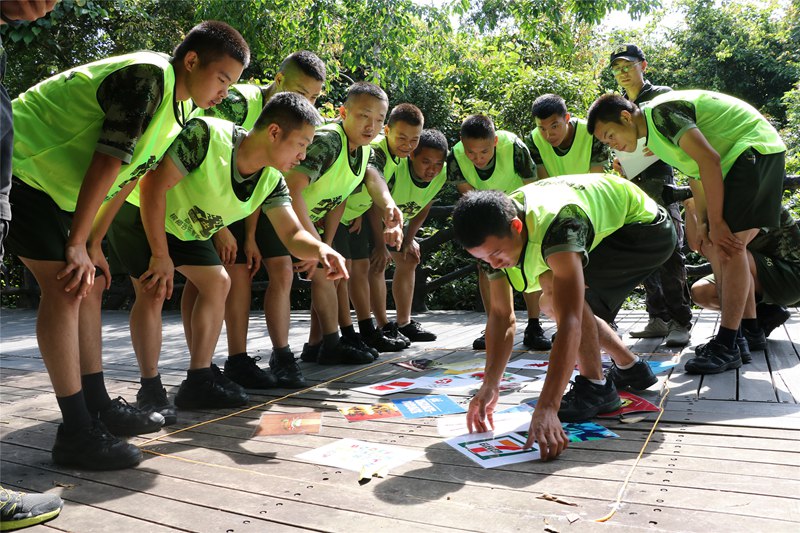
609, 44, 645, 64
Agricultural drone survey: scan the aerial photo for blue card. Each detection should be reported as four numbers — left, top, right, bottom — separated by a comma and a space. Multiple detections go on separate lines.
391, 394, 467, 419
648, 360, 679, 374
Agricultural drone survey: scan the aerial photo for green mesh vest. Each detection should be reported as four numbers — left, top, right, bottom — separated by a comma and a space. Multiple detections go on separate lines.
341, 134, 401, 224
390, 159, 447, 222
642, 90, 786, 179
303, 123, 370, 222
452, 130, 525, 193
503, 174, 658, 292
12, 51, 189, 212
530, 118, 593, 176
163, 117, 284, 241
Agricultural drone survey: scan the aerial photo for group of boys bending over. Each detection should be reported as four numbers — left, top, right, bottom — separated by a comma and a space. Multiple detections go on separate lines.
5, 21, 797, 470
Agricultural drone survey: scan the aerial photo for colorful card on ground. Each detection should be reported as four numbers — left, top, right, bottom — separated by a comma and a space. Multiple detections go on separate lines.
446, 431, 540, 468
391, 358, 442, 372
466, 371, 536, 384
505, 359, 551, 370
391, 394, 466, 419
648, 360, 679, 374
296, 438, 423, 478
252, 411, 321, 437
436, 410, 533, 437
352, 379, 421, 396
438, 358, 487, 375
597, 391, 661, 418
338, 403, 402, 422
414, 374, 483, 391
561, 422, 619, 441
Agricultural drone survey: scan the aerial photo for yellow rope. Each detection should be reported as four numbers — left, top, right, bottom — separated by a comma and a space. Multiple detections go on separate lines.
136, 354, 408, 448
593, 379, 672, 523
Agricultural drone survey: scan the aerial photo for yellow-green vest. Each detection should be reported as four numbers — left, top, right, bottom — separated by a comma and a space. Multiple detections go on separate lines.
530, 118, 593, 176
341, 134, 401, 224
390, 159, 447, 221
452, 130, 525, 194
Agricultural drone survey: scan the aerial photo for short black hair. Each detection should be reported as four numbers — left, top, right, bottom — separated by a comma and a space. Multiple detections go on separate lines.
345, 82, 388, 107
253, 91, 322, 133
414, 128, 448, 158
460, 114, 495, 140
173, 21, 250, 68
586, 93, 637, 135
453, 190, 517, 249
531, 94, 568, 120
388, 103, 424, 128
279, 50, 326, 82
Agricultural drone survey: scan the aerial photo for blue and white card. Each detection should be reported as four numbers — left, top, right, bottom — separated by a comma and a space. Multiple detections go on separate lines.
391, 394, 467, 419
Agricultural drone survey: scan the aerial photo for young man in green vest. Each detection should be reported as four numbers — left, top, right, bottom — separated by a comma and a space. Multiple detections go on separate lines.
368, 128, 449, 343
334, 103, 425, 353
107, 93, 346, 422
448, 114, 550, 351
201, 50, 325, 129
5, 21, 248, 470
187, 51, 326, 391
452, 174, 671, 461
608, 44, 693, 348
687, 200, 797, 347
587, 91, 787, 374
526, 93, 609, 179
278, 82, 399, 365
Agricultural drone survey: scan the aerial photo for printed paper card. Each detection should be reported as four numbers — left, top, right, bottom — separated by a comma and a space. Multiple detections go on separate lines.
436, 410, 532, 437
338, 403, 402, 422
446, 431, 540, 468
252, 411, 322, 437
648, 360, 679, 374
466, 371, 536, 384
296, 438, 423, 477
414, 374, 483, 391
391, 358, 442, 372
597, 391, 660, 418
438, 358, 487, 375
505, 359, 551, 370
391, 394, 466, 419
560, 422, 619, 441
352, 378, 421, 396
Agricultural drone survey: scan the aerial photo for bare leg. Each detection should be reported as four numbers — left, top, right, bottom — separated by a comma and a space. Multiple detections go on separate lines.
264, 256, 294, 348
78, 277, 106, 376
181, 280, 198, 353
177, 265, 230, 369
310, 267, 340, 336
523, 290, 542, 319
717, 229, 759, 330
349, 258, 372, 321
130, 276, 167, 379
336, 265, 353, 328
477, 267, 490, 317
369, 259, 389, 326
223, 264, 252, 355
391, 251, 417, 325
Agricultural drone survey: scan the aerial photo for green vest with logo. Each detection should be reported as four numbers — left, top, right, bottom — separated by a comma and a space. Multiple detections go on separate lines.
341, 135, 401, 224
642, 90, 786, 180
12, 51, 190, 212
163, 117, 284, 241
503, 174, 658, 292
303, 123, 370, 222
190, 83, 264, 129
452, 130, 525, 193
530, 118, 593, 176
390, 159, 447, 221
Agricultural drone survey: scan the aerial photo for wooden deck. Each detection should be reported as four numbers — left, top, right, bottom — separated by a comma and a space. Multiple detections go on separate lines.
1, 307, 799, 532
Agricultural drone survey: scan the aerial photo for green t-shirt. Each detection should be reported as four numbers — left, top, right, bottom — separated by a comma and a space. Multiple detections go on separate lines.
525, 117, 609, 176
160, 116, 290, 241
12, 51, 192, 211
498, 174, 659, 292
447, 131, 535, 192
642, 90, 786, 179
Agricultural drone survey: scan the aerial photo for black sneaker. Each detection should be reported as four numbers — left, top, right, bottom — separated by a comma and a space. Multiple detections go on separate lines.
137, 385, 178, 426
269, 351, 307, 389
398, 320, 437, 342
558, 376, 622, 422
0, 487, 63, 530
211, 363, 248, 395
344, 333, 380, 360
223, 354, 278, 389
742, 328, 766, 352
473, 331, 486, 350
685, 340, 742, 374
382, 321, 411, 347
300, 342, 321, 363
174, 373, 248, 409
98, 397, 164, 437
523, 322, 552, 350
757, 302, 791, 337
317, 338, 374, 365
606, 360, 658, 391
52, 420, 142, 470
364, 328, 406, 352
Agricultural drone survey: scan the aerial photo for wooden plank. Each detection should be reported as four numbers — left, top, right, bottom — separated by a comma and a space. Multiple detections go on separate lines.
738, 349, 779, 402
